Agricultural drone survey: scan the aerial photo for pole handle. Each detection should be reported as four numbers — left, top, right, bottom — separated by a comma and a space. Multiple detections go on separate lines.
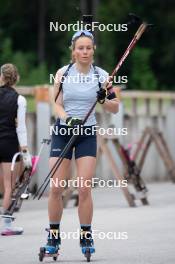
135, 23, 148, 40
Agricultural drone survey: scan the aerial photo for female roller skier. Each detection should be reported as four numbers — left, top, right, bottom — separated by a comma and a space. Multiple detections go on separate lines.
40, 30, 119, 259
0, 63, 32, 235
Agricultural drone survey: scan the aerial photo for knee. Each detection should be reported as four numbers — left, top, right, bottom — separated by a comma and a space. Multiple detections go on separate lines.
49, 186, 63, 198
78, 186, 91, 201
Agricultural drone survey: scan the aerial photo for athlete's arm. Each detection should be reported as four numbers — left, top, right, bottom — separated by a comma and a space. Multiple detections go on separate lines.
16, 95, 28, 149
102, 82, 119, 114
103, 97, 119, 114
54, 69, 69, 122
16, 95, 32, 168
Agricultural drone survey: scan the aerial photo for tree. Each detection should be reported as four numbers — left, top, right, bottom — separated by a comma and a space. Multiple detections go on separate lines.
38, 0, 47, 63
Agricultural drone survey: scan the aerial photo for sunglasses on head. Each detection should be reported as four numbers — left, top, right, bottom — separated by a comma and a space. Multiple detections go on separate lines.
71, 30, 94, 44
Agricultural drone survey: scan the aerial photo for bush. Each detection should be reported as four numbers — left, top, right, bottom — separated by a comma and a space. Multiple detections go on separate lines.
130, 47, 158, 90
0, 38, 49, 85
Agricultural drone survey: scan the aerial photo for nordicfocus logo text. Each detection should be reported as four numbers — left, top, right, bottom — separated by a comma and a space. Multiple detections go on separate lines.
49, 229, 128, 240
50, 21, 128, 32
50, 126, 128, 137
49, 73, 128, 85
50, 178, 128, 189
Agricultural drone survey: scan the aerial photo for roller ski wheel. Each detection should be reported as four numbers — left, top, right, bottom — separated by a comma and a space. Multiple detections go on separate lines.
39, 246, 59, 262
82, 246, 95, 262
39, 228, 60, 262
39, 247, 45, 262
85, 248, 91, 262
80, 233, 95, 262
141, 197, 149, 205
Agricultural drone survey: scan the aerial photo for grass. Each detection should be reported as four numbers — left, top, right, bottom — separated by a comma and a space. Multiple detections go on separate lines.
26, 96, 36, 113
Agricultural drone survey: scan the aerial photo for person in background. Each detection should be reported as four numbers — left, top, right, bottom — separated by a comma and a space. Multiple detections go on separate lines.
0, 63, 32, 235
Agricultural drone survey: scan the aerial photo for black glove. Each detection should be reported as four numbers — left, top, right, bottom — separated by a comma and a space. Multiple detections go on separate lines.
66, 117, 83, 127
97, 88, 107, 104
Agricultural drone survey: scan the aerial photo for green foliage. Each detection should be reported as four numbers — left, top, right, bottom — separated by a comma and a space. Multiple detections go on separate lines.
26, 96, 36, 112
97, 0, 131, 72
0, 38, 13, 62
0, 37, 49, 85
130, 47, 157, 90
0, 0, 174, 90
97, 0, 175, 90
27, 63, 48, 85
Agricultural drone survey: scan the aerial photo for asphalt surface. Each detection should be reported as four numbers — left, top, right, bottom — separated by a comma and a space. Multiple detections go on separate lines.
0, 182, 175, 264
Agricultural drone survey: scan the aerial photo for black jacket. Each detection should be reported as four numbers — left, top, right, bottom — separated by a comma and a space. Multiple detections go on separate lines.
0, 85, 19, 139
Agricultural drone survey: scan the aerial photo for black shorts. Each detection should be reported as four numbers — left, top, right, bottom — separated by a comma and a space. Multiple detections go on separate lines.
0, 138, 20, 163
50, 121, 97, 160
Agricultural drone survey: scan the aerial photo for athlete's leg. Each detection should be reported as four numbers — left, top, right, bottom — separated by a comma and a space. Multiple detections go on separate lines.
0, 137, 20, 209
13, 160, 22, 186
48, 158, 71, 222
0, 163, 4, 194
1, 162, 12, 209
76, 156, 96, 224
44, 158, 72, 252
0, 161, 24, 235
1, 160, 21, 210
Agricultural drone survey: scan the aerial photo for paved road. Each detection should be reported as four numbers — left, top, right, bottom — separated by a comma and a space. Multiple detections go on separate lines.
0, 183, 175, 264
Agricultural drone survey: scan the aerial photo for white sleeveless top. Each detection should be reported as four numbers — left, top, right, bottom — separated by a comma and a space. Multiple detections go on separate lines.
59, 63, 108, 126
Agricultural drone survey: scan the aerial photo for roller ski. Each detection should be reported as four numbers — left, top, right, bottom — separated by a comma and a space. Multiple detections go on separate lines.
0, 139, 50, 217
118, 141, 149, 205
80, 230, 95, 262
39, 229, 61, 262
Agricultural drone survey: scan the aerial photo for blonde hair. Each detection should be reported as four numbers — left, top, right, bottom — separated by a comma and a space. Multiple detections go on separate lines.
70, 36, 96, 63
0, 63, 19, 86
